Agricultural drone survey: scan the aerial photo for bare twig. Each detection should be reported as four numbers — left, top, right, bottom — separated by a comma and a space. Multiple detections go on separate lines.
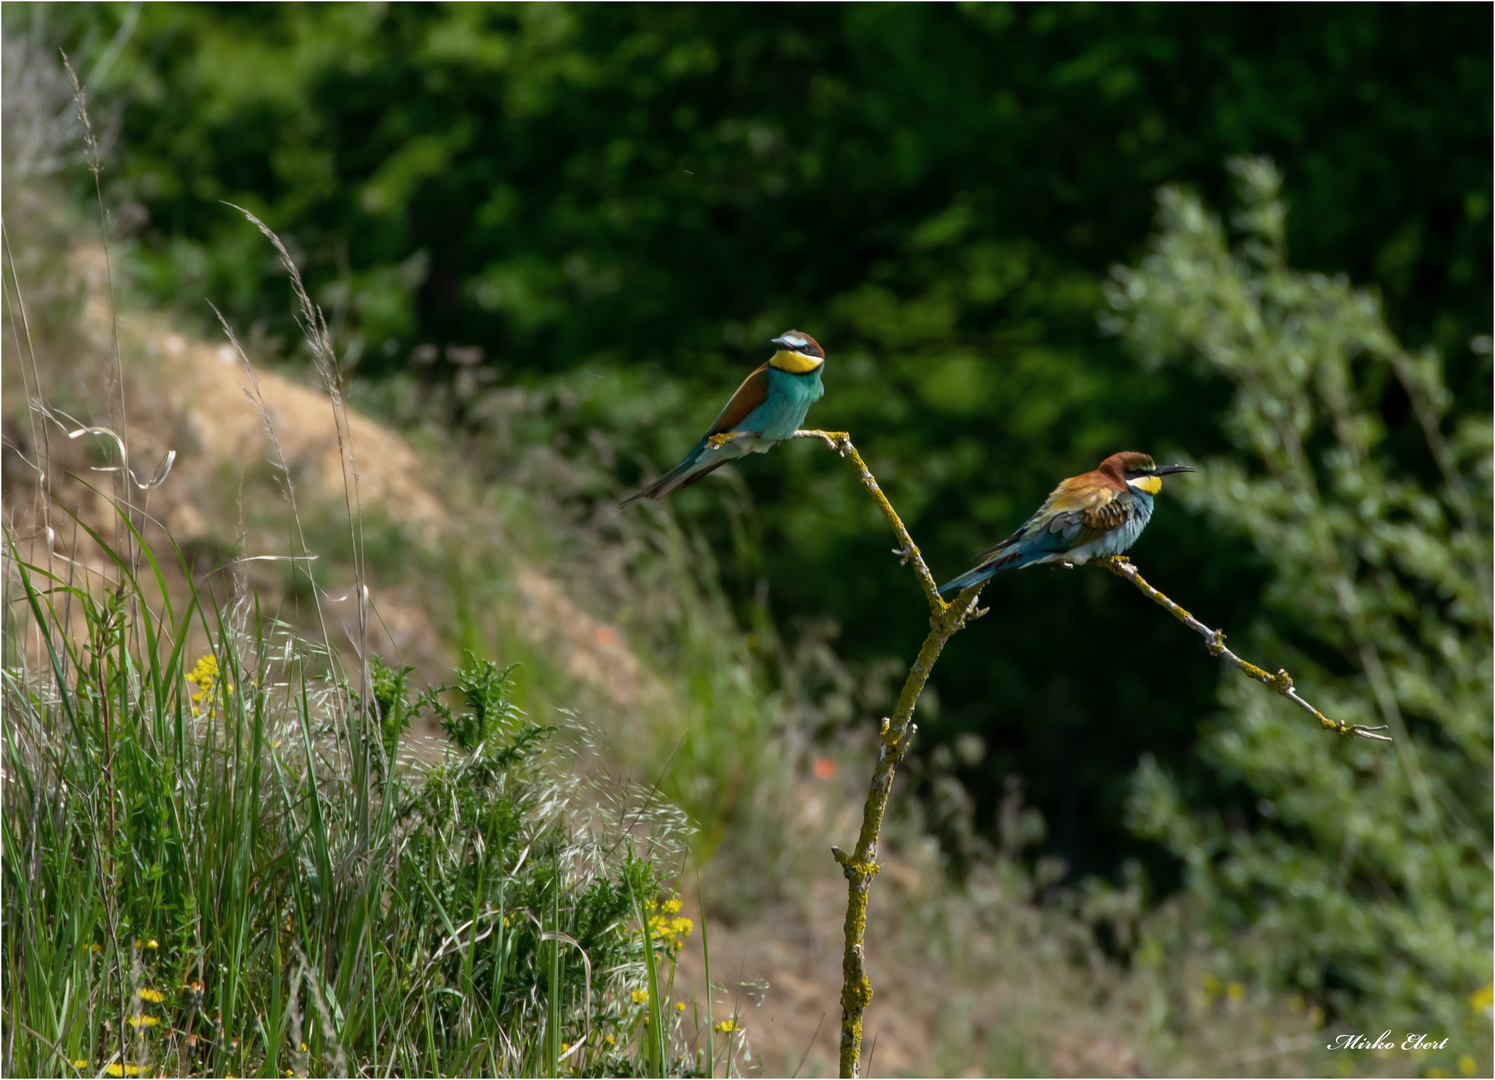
1097, 556, 1392, 742
793, 429, 982, 1077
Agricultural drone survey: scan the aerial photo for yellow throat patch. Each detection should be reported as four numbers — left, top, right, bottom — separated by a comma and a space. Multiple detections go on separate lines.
1130, 475, 1163, 496
769, 349, 823, 374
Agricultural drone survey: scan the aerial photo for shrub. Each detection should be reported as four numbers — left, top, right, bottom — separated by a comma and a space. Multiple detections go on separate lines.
1108, 159, 1492, 1055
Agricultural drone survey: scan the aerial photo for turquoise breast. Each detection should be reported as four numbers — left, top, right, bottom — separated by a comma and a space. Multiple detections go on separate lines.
743, 367, 824, 440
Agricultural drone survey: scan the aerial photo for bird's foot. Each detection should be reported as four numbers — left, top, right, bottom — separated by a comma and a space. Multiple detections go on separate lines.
891, 542, 913, 565
707, 431, 741, 449
957, 603, 990, 629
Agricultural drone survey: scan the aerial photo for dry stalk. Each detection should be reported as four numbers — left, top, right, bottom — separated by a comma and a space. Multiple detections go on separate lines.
790, 430, 983, 1078
1096, 556, 1392, 741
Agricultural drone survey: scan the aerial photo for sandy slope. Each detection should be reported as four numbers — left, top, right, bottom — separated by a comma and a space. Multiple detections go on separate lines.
4, 246, 1158, 1078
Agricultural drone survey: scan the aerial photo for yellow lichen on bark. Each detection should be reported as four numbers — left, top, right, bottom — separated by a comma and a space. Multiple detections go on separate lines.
794, 429, 983, 1077
1096, 556, 1391, 741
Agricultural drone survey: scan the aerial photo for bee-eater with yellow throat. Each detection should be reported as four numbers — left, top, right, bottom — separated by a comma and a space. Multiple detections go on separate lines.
939, 451, 1194, 593
623, 331, 826, 504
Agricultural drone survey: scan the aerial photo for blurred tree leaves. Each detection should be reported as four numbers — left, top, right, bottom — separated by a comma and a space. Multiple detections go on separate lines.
1113, 160, 1490, 1036
40, 2, 1492, 881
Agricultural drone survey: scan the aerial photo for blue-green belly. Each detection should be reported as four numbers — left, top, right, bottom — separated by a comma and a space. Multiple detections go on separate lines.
740, 367, 824, 441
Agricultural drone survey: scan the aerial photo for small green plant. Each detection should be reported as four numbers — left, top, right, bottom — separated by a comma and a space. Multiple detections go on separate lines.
0, 511, 729, 1077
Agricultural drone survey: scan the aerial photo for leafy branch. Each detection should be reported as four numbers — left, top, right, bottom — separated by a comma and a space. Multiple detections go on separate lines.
1097, 556, 1392, 741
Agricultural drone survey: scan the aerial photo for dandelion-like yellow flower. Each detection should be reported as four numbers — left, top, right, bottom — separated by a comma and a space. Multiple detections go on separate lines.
1471, 984, 1493, 1015
104, 1065, 145, 1077
604, 1035, 615, 1047
675, 1001, 686, 1012
631, 988, 649, 1004
72, 1060, 90, 1070
127, 1015, 161, 1028
138, 989, 165, 1003
1458, 1056, 1477, 1077
133, 938, 158, 950
714, 1019, 737, 1034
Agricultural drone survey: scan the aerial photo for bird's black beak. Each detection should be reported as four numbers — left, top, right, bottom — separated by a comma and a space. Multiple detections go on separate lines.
1155, 464, 1195, 476
771, 335, 794, 350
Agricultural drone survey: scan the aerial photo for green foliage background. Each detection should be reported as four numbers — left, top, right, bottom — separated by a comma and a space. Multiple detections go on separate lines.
20, 0, 1491, 1029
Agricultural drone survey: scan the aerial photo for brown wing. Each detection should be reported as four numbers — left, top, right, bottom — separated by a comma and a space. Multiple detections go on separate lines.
1040, 475, 1130, 544
707, 363, 770, 437
978, 473, 1128, 561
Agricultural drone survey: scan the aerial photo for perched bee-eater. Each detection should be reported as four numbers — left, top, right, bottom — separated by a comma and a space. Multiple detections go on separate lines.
623, 331, 826, 504
938, 451, 1194, 594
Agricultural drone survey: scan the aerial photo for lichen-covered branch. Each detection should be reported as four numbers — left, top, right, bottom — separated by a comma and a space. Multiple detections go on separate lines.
1097, 556, 1393, 742
794, 428, 983, 1077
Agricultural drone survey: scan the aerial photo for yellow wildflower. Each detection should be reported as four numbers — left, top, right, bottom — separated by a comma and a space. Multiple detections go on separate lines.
72, 1061, 90, 1070
714, 1018, 737, 1034
1226, 982, 1244, 1002
133, 938, 158, 950
560, 1043, 570, 1054
187, 654, 233, 711
127, 1015, 160, 1028
643, 896, 693, 953
138, 989, 165, 1003
1471, 984, 1493, 1015
105, 1066, 144, 1078
1458, 1057, 1477, 1077
675, 1001, 686, 1012
631, 988, 649, 1004
604, 1035, 615, 1046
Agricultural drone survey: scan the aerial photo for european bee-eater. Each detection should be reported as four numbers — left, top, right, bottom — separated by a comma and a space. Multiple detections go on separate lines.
938, 451, 1194, 593
623, 331, 826, 504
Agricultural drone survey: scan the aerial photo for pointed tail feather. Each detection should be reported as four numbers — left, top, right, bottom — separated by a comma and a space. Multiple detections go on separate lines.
938, 541, 1031, 593
938, 562, 999, 595
621, 445, 715, 506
